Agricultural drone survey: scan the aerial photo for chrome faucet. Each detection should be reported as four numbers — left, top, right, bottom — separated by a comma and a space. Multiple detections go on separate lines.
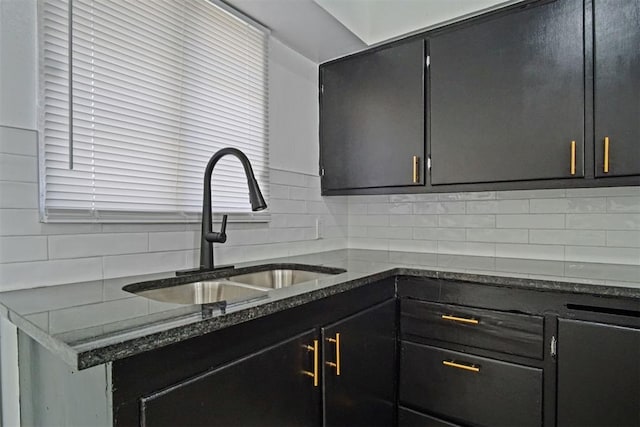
177, 147, 266, 276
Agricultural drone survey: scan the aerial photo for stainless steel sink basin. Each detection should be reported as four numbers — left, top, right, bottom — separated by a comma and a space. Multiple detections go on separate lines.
134, 280, 267, 305
228, 269, 332, 289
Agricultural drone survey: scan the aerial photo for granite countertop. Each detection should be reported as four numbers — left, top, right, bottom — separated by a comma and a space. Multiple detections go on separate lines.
0, 249, 638, 370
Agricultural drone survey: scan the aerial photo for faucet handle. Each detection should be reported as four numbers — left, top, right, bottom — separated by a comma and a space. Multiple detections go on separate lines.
220, 214, 228, 237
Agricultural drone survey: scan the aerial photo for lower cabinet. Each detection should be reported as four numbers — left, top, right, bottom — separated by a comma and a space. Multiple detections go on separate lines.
400, 342, 542, 427
140, 329, 320, 426
112, 280, 397, 426
322, 299, 396, 426
557, 319, 640, 427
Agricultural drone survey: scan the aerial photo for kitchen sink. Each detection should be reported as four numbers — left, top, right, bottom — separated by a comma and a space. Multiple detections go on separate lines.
123, 264, 346, 307
133, 280, 268, 305
228, 269, 333, 289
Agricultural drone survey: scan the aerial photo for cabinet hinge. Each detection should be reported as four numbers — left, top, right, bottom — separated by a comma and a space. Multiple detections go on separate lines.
427, 156, 432, 170
426, 55, 430, 67
321, 84, 324, 94
320, 167, 325, 177
550, 335, 557, 358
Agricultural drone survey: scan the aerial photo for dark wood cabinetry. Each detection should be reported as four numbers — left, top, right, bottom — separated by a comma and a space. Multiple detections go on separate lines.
113, 280, 396, 427
319, 0, 640, 195
430, 0, 584, 185
593, 0, 640, 177
557, 319, 640, 426
140, 329, 320, 427
320, 39, 425, 191
322, 300, 396, 426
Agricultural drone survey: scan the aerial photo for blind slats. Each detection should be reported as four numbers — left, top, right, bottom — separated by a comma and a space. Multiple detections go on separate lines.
40, 0, 269, 222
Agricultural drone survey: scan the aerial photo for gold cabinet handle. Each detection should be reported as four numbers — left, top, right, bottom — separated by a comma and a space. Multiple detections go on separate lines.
570, 140, 576, 175
412, 155, 420, 183
326, 333, 341, 376
443, 360, 480, 373
604, 136, 610, 173
302, 340, 319, 387
441, 314, 479, 325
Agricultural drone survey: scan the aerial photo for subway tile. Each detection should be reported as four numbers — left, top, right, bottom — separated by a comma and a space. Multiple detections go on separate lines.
606, 196, 640, 213
389, 193, 439, 202
437, 254, 495, 271
530, 198, 606, 213
102, 250, 196, 279
270, 169, 308, 187
148, 231, 200, 251
606, 231, 640, 248
49, 298, 149, 335
466, 228, 528, 243
436, 228, 466, 241
389, 251, 437, 266
0, 126, 37, 156
438, 214, 495, 228
269, 184, 289, 200
497, 189, 566, 199
565, 186, 640, 198
0, 182, 38, 208
497, 214, 565, 229
268, 228, 308, 243
530, 229, 605, 246
466, 199, 529, 214
389, 239, 437, 254
49, 233, 148, 259
495, 243, 564, 261
102, 223, 188, 233
268, 199, 307, 214
0, 257, 103, 291
565, 246, 640, 265
348, 195, 389, 204
495, 258, 565, 276
366, 203, 392, 214
437, 241, 495, 257
413, 228, 437, 240
366, 226, 412, 240
566, 213, 640, 230
348, 203, 367, 215
289, 187, 313, 201
438, 191, 495, 201
347, 226, 367, 238
565, 262, 640, 282
349, 214, 389, 227
412, 215, 439, 227
413, 201, 465, 215
270, 214, 316, 229
0, 153, 37, 182
347, 237, 389, 251
0, 236, 47, 263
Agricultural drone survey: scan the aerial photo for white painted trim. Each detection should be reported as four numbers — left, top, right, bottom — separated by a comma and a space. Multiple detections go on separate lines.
0, 319, 20, 427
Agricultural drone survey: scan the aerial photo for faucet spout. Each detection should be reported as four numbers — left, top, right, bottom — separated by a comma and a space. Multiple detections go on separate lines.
199, 147, 267, 271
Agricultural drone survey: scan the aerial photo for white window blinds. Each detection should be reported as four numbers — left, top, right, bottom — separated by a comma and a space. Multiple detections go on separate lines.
39, 0, 269, 222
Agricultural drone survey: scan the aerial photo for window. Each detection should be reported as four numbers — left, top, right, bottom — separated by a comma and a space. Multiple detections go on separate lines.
39, 0, 269, 222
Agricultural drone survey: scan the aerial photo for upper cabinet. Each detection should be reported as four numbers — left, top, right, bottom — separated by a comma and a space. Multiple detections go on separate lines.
429, 0, 585, 185
593, 0, 640, 177
320, 39, 425, 192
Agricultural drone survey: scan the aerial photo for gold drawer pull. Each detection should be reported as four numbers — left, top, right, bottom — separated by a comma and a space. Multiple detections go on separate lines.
326, 332, 341, 376
443, 360, 480, 373
302, 340, 319, 387
570, 140, 576, 175
412, 155, 420, 183
441, 314, 479, 325
604, 136, 610, 173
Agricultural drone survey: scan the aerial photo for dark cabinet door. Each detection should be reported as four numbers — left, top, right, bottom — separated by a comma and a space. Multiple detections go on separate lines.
320, 39, 425, 191
430, 0, 585, 185
594, 0, 640, 177
321, 299, 396, 427
557, 319, 640, 427
140, 329, 321, 427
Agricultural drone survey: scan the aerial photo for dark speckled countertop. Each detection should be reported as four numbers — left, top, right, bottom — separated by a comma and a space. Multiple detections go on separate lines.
0, 249, 638, 370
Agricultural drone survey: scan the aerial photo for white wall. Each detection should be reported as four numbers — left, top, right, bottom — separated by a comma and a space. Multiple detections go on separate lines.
0, 0, 347, 292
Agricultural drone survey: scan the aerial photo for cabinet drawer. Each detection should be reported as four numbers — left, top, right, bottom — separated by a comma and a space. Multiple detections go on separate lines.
401, 299, 544, 359
400, 341, 543, 427
398, 406, 461, 426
